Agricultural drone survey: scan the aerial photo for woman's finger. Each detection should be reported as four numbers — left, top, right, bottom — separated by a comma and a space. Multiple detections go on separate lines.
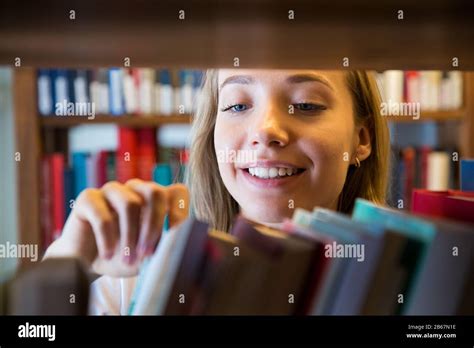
126, 179, 167, 259
167, 183, 190, 229
101, 181, 143, 264
72, 188, 119, 260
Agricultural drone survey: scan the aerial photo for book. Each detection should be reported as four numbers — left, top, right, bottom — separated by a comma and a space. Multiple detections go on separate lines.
50, 154, 65, 241
131, 218, 209, 315
412, 189, 474, 224
232, 216, 315, 315
311, 208, 386, 315
116, 127, 138, 183
72, 152, 89, 198
199, 230, 276, 315
460, 159, 474, 191
353, 198, 474, 315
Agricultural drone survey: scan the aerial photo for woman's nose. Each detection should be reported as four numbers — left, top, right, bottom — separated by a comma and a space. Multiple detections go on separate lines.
250, 104, 290, 148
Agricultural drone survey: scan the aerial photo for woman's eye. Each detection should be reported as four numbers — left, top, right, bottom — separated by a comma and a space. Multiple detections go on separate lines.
221, 104, 249, 113
293, 103, 327, 112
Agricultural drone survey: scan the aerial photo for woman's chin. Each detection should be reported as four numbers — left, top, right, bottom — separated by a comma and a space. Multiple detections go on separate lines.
241, 203, 295, 225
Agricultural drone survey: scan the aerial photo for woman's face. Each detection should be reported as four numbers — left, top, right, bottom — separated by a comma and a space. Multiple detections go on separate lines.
214, 69, 369, 225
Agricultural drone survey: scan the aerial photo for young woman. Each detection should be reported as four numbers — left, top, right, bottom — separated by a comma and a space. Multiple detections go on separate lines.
44, 69, 390, 314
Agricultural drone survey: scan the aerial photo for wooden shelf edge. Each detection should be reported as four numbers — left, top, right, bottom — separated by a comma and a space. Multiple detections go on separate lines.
385, 109, 466, 123
40, 114, 193, 128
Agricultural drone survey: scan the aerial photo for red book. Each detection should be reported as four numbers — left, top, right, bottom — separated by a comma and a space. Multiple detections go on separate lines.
136, 128, 157, 181
116, 127, 138, 183
412, 189, 474, 224
405, 71, 420, 103
403, 147, 416, 209
50, 153, 65, 240
96, 150, 109, 187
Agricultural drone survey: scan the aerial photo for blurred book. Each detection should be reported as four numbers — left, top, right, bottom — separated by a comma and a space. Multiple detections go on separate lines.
37, 68, 203, 117
129, 198, 473, 316
377, 70, 463, 111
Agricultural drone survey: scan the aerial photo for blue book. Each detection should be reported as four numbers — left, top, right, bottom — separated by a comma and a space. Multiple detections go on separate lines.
37, 69, 53, 115
108, 68, 125, 115
63, 167, 75, 221
159, 69, 171, 86
193, 70, 203, 89
460, 159, 474, 191
53, 69, 69, 107
72, 152, 89, 198
66, 69, 76, 105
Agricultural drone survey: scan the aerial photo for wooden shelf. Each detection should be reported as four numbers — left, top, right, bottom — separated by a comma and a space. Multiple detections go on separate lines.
1, 1, 474, 70
40, 115, 192, 128
39, 109, 466, 127
386, 109, 466, 123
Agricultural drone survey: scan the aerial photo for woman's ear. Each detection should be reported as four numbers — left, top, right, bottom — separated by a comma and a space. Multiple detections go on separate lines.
354, 124, 372, 163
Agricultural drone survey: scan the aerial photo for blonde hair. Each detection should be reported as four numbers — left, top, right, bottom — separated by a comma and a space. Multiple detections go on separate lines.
186, 70, 390, 232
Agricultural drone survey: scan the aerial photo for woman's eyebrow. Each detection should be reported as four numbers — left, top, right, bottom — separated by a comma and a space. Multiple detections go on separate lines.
219, 75, 255, 92
286, 74, 334, 91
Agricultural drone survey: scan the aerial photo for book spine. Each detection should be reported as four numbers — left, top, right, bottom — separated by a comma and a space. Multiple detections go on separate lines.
460, 159, 474, 191
116, 127, 138, 183
51, 153, 66, 240
136, 128, 156, 181
427, 151, 450, 191
108, 68, 124, 115
37, 69, 53, 115
72, 152, 89, 198
40, 156, 53, 251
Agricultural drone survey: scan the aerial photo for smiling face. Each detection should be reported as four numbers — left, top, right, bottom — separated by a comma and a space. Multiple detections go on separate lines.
213, 69, 371, 225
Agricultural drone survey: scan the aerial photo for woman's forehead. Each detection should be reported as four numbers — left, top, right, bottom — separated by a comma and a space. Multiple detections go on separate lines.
217, 69, 346, 92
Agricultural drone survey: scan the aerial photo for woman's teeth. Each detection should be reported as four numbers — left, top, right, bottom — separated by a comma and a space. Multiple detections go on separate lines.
247, 167, 300, 179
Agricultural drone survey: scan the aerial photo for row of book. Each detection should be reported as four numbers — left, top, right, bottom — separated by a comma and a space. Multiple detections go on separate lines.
40, 126, 188, 250
375, 70, 463, 111
129, 189, 474, 315
37, 68, 204, 116
389, 147, 462, 209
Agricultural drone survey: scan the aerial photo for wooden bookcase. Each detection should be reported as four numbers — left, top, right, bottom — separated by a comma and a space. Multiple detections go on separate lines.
3, 0, 474, 267
10, 68, 474, 268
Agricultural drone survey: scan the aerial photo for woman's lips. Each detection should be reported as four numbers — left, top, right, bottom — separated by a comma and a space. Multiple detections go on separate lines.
239, 167, 306, 188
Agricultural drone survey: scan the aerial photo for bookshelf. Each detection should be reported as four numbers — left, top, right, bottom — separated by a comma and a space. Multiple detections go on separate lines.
41, 115, 192, 128
10, 67, 474, 269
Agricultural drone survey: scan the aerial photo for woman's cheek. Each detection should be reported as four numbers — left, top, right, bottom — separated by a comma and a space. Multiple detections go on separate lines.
301, 134, 348, 199
214, 119, 240, 188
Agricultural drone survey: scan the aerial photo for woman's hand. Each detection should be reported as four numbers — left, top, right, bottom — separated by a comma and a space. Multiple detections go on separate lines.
43, 179, 189, 277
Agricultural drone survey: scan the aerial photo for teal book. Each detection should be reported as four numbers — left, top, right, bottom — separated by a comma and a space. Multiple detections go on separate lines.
312, 208, 385, 315
72, 152, 89, 198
